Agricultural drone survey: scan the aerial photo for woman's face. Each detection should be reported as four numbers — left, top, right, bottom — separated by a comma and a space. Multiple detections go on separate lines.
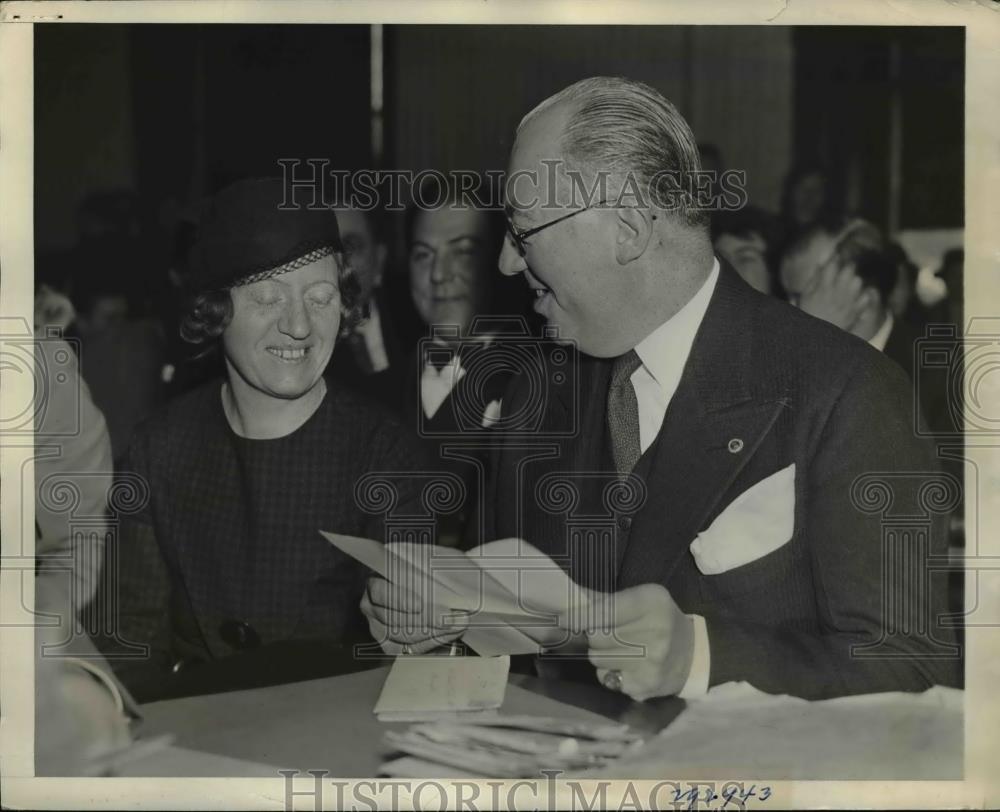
222, 254, 341, 400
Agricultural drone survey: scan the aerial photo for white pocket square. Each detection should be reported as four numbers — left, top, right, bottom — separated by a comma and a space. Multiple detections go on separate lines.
689, 463, 796, 575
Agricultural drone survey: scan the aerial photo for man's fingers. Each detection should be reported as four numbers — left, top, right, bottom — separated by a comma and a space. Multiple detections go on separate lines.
365, 576, 422, 613
594, 667, 656, 702
366, 614, 462, 655
365, 604, 466, 653
581, 583, 674, 630
360, 588, 375, 618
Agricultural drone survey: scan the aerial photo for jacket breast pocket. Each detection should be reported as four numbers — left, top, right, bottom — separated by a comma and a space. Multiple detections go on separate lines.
696, 532, 806, 601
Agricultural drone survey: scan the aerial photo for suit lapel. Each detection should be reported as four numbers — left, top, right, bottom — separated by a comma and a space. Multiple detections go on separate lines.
616, 265, 791, 588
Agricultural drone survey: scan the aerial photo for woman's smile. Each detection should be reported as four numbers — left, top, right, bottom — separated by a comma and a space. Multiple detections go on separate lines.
265, 345, 311, 363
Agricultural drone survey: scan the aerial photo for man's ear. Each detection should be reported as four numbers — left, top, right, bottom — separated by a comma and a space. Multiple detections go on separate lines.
373, 243, 388, 288
614, 207, 653, 265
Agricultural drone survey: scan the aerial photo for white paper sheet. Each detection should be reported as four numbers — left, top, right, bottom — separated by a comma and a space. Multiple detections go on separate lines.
320, 532, 588, 657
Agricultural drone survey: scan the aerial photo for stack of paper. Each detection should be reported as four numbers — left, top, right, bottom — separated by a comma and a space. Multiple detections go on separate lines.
584, 683, 963, 780
320, 533, 592, 656
379, 716, 644, 778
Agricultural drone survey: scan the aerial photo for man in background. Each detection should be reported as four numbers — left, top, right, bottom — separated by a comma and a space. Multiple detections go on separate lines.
780, 221, 921, 371
401, 179, 523, 545
780, 220, 951, 444
327, 207, 404, 408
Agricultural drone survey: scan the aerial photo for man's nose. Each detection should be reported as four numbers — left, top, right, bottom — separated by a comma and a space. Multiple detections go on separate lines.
430, 253, 450, 284
277, 297, 311, 339
498, 237, 525, 277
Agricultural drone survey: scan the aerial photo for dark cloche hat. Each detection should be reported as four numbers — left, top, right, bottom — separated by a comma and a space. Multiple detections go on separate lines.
189, 177, 342, 292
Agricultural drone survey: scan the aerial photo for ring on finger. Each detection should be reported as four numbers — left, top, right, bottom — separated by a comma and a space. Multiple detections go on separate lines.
602, 669, 624, 692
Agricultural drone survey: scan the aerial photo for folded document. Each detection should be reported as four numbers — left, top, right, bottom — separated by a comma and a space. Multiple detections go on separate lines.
320, 532, 591, 657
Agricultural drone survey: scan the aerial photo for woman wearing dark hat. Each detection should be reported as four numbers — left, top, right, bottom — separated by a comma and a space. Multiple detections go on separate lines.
104, 178, 429, 697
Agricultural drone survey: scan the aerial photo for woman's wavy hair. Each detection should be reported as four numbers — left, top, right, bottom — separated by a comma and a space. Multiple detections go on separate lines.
179, 249, 363, 349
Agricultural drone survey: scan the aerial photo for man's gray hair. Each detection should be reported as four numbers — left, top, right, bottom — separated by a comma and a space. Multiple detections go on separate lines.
519, 76, 708, 228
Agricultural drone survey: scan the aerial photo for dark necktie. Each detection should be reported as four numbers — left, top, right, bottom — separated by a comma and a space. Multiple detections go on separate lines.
607, 350, 643, 475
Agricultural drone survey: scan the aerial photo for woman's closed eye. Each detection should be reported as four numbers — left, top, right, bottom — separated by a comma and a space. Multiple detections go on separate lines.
307, 291, 338, 308
245, 280, 284, 307
305, 282, 339, 308
251, 292, 283, 307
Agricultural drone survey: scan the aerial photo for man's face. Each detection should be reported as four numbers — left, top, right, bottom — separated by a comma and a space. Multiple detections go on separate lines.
779, 230, 838, 305
336, 208, 386, 307
222, 254, 341, 400
409, 207, 491, 332
715, 232, 771, 295
498, 102, 630, 357
790, 173, 827, 228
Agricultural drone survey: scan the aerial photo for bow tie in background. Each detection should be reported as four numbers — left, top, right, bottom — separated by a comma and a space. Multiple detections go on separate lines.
420, 344, 468, 418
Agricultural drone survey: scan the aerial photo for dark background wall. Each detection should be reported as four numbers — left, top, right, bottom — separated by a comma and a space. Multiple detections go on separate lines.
34, 23, 964, 263
793, 26, 964, 231
387, 25, 793, 215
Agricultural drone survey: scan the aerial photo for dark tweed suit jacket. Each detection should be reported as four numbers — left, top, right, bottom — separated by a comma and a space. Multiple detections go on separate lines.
484, 263, 961, 699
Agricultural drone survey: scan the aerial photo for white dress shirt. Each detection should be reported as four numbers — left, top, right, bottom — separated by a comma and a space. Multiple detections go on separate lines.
630, 257, 720, 698
420, 339, 467, 419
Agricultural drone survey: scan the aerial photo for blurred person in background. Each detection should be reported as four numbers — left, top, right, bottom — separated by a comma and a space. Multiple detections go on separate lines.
710, 208, 776, 296
157, 209, 224, 400
923, 247, 965, 437
99, 178, 429, 699
929, 248, 964, 332
775, 162, 844, 272
32, 285, 137, 775
780, 219, 947, 428
886, 240, 930, 332
326, 206, 405, 408
67, 193, 167, 465
779, 218, 883, 340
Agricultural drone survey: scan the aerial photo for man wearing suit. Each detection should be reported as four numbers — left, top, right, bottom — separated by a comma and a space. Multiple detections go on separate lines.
400, 195, 516, 545
363, 77, 960, 700
327, 207, 405, 408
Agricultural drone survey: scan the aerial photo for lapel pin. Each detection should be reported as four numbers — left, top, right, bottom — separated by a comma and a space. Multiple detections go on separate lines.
728, 438, 744, 454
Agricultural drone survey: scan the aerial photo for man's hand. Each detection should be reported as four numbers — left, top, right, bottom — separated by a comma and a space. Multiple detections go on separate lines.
512, 612, 589, 652
797, 260, 867, 333
578, 583, 695, 701
360, 575, 468, 655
